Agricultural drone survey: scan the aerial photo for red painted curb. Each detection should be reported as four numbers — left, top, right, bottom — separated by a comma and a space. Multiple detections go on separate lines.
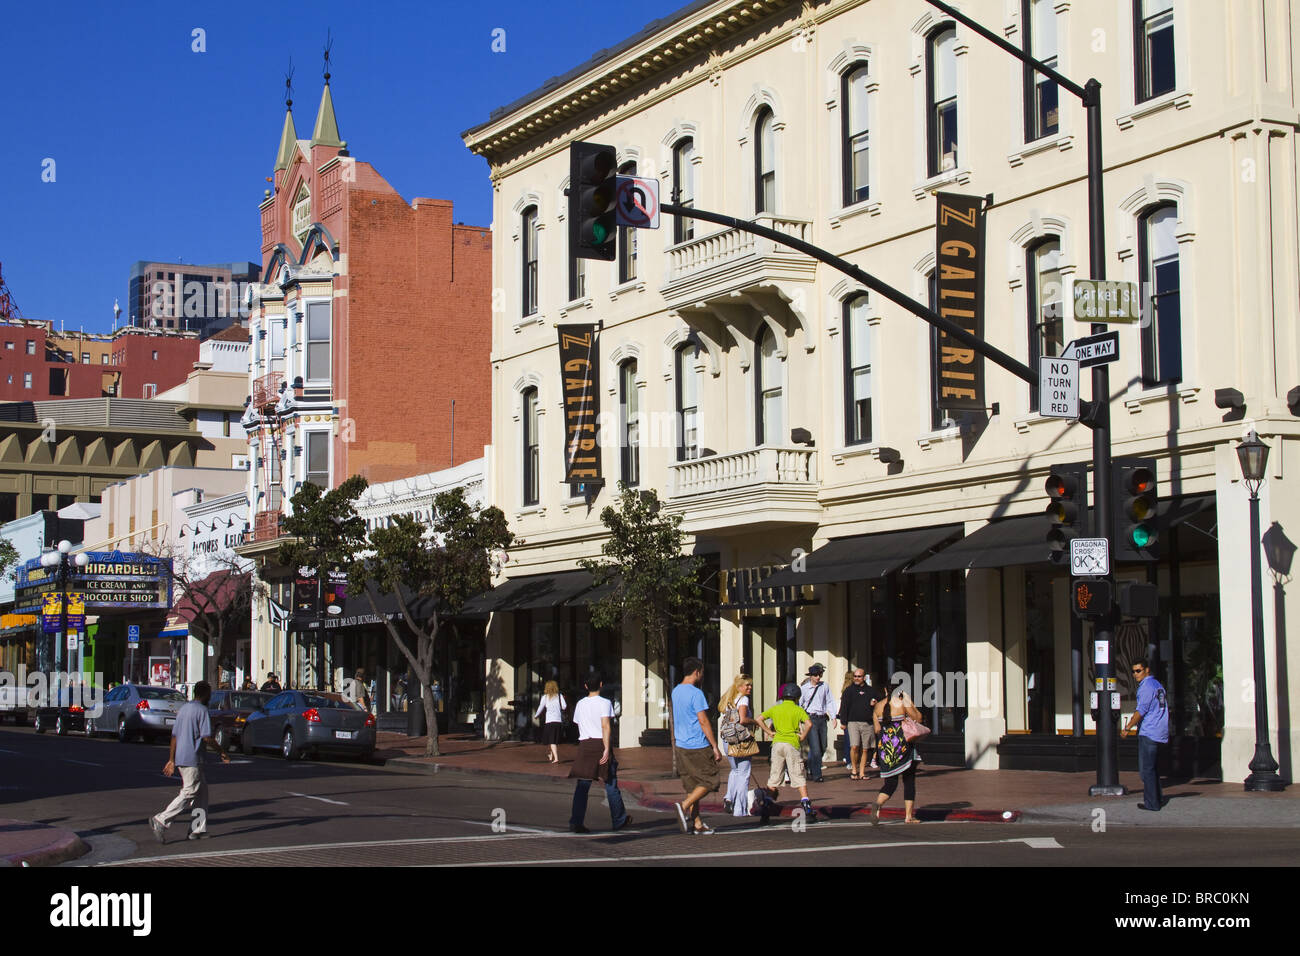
0, 830, 89, 867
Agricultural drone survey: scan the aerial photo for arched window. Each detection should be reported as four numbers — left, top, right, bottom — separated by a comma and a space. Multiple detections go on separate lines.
1023, 0, 1059, 140
843, 296, 872, 444
522, 387, 539, 505
618, 160, 638, 284
842, 64, 871, 205
619, 360, 640, 486
676, 343, 700, 461
1026, 239, 1063, 412
521, 206, 538, 317
927, 27, 958, 176
673, 139, 696, 243
1139, 204, 1181, 386
756, 326, 784, 445
754, 108, 775, 214
1134, 0, 1175, 103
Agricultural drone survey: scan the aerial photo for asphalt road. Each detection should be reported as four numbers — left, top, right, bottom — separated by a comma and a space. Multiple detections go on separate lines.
2, 725, 1296, 868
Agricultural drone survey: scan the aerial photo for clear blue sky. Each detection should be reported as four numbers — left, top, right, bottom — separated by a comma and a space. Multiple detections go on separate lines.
1, 0, 688, 332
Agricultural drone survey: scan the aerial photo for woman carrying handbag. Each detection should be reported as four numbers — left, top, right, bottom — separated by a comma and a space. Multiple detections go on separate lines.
871, 682, 928, 824
717, 674, 764, 817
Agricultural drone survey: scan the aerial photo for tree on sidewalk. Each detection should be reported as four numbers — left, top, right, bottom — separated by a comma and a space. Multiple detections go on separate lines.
171, 557, 262, 687
580, 485, 713, 767
0, 538, 19, 580
277, 476, 512, 757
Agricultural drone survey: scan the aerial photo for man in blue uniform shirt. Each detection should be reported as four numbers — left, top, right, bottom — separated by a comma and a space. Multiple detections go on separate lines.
1122, 659, 1169, 811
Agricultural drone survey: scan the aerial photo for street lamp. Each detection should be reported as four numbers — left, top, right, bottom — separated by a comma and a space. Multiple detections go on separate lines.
1234, 431, 1286, 791
39, 540, 90, 675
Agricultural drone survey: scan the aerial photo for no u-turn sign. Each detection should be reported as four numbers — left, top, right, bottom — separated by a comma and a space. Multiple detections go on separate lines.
1039, 356, 1079, 419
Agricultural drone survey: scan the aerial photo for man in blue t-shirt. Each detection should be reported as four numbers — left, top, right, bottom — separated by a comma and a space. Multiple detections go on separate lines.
150, 680, 230, 843
1122, 658, 1169, 811
670, 657, 722, 835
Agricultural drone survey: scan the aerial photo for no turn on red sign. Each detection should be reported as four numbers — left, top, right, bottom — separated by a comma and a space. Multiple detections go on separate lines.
1039, 356, 1079, 419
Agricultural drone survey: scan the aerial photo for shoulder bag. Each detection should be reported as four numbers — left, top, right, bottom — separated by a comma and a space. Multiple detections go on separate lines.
901, 716, 932, 743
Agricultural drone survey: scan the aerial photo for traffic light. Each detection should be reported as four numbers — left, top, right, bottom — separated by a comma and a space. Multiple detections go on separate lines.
1045, 463, 1089, 564
1112, 457, 1158, 561
569, 141, 617, 261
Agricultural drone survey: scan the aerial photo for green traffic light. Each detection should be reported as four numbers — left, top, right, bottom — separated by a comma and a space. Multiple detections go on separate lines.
592, 221, 609, 244
1132, 525, 1153, 548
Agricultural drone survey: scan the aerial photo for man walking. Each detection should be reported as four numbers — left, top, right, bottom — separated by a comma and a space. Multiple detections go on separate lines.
836, 668, 880, 779
260, 672, 281, 693
1122, 658, 1169, 811
150, 680, 229, 843
799, 664, 835, 782
671, 657, 723, 835
567, 671, 632, 833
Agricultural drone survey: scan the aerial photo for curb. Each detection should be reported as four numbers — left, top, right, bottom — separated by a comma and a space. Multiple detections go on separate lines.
0, 825, 90, 868
381, 759, 1022, 823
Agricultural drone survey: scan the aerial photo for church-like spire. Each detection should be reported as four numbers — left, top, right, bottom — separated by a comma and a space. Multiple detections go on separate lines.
310, 35, 343, 149
274, 62, 298, 172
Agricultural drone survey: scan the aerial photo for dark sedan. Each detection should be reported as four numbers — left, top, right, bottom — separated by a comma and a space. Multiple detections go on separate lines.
241, 690, 376, 761
207, 690, 271, 753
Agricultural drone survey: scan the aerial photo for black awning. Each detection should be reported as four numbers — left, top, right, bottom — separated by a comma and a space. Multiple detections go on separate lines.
762, 524, 964, 587
906, 514, 1052, 573
461, 569, 596, 614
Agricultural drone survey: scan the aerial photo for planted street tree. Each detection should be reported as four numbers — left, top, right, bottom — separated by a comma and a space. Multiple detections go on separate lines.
172, 558, 262, 687
580, 485, 712, 765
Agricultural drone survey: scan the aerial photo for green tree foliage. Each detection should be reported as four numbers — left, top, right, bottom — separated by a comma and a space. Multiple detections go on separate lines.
0, 537, 19, 581
277, 477, 511, 756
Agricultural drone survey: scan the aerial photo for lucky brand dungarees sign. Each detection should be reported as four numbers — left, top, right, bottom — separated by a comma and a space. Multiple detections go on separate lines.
557, 324, 603, 486
934, 192, 987, 414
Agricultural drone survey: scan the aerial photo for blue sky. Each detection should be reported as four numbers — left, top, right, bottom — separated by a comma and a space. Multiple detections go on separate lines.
0, 0, 688, 332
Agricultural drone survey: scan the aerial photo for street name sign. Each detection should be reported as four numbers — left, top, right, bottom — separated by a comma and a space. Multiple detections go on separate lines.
1039, 356, 1079, 419
1070, 537, 1110, 576
615, 176, 660, 229
1073, 279, 1140, 322
1061, 331, 1120, 368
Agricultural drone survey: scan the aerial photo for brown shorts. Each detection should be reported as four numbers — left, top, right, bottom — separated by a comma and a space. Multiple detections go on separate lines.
675, 745, 719, 793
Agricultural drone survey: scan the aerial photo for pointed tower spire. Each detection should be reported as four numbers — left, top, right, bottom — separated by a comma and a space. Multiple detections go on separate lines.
311, 34, 343, 148
274, 62, 298, 172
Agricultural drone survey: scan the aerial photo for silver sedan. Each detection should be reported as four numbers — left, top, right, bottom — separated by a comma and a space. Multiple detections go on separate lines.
241, 690, 376, 761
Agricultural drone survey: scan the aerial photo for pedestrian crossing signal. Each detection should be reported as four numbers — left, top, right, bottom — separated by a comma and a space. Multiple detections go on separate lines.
1072, 577, 1112, 619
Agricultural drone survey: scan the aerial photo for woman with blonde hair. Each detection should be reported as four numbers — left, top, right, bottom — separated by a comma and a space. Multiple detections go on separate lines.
535, 680, 567, 764
717, 673, 764, 816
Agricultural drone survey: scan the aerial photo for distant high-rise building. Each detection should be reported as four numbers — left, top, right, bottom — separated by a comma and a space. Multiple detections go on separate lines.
127, 260, 260, 336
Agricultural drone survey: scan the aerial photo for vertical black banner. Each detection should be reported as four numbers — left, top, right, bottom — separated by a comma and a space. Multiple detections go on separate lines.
292, 566, 319, 626
935, 192, 986, 413
557, 324, 603, 485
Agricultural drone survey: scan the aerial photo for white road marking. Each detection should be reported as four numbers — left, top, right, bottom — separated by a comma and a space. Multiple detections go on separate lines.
1023, 837, 1063, 848
286, 791, 350, 806
102, 831, 556, 865
64, 758, 103, 767
0, 747, 21, 754
440, 836, 1064, 867
456, 818, 551, 834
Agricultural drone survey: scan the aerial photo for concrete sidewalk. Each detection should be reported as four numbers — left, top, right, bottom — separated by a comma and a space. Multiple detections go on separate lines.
377, 732, 1300, 827
0, 819, 88, 867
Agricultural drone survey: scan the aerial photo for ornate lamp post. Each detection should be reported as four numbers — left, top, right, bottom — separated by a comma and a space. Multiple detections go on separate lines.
1235, 431, 1286, 791
39, 540, 90, 674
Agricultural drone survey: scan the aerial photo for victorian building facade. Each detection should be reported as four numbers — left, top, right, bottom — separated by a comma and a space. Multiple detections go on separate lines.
464, 0, 1300, 779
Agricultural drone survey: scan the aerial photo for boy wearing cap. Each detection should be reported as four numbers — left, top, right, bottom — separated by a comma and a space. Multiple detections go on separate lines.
760, 683, 814, 817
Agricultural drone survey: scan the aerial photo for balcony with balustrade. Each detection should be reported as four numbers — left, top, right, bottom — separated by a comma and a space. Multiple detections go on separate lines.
664, 445, 821, 533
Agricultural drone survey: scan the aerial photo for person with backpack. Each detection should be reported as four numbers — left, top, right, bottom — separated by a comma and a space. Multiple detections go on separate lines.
717, 673, 765, 817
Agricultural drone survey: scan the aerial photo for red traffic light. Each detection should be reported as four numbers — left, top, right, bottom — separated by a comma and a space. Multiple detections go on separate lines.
1126, 467, 1155, 495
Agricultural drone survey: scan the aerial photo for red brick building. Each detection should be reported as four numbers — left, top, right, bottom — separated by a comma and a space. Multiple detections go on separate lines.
244, 77, 491, 531
0, 321, 199, 403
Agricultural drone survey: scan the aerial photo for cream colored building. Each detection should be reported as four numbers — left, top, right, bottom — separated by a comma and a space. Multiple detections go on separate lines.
464, 0, 1299, 779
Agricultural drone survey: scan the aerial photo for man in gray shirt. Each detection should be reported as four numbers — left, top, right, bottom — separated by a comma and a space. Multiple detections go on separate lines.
150, 680, 229, 843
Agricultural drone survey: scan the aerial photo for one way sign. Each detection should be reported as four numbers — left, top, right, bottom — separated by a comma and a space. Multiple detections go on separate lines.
1061, 331, 1119, 368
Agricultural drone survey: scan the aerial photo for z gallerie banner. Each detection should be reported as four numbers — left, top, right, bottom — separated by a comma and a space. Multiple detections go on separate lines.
557, 324, 603, 486
934, 192, 987, 413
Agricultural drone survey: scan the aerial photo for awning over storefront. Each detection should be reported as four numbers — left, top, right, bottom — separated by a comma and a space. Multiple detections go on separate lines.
907, 514, 1052, 573
173, 569, 242, 624
158, 614, 189, 639
762, 524, 964, 587
462, 569, 596, 614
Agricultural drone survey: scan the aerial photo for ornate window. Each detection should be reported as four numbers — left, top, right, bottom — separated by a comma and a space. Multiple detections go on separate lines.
673, 139, 696, 243
1026, 240, 1063, 412
305, 301, 330, 382
619, 360, 640, 486
754, 108, 775, 214
522, 387, 539, 505
756, 325, 784, 446
843, 296, 872, 444
675, 343, 700, 461
1139, 204, 1181, 386
521, 206, 539, 317
292, 184, 312, 246
1134, 0, 1175, 103
1023, 0, 1060, 141
927, 27, 958, 176
305, 432, 329, 488
842, 64, 871, 205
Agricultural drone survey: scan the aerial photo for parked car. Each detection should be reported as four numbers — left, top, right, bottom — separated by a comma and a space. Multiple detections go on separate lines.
93, 684, 188, 742
241, 690, 376, 761
207, 689, 271, 753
